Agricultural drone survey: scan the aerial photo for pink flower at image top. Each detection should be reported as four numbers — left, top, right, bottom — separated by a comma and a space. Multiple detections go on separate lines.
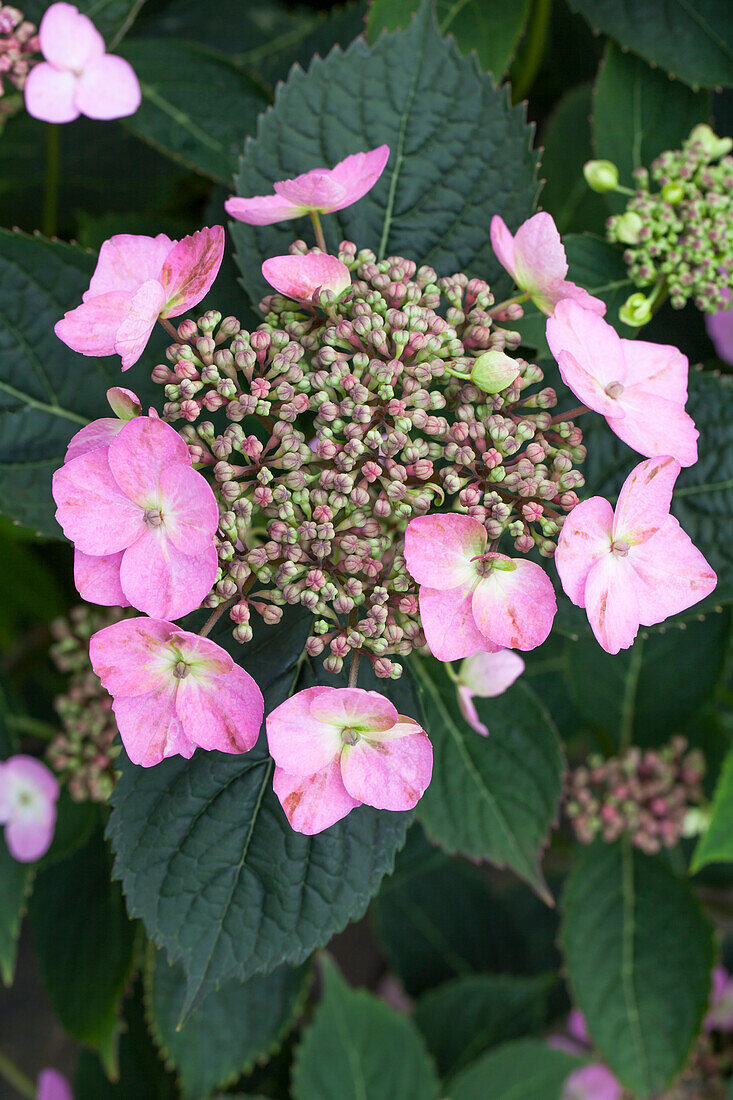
404, 513, 557, 660
262, 253, 351, 303
24, 2, 140, 123
266, 686, 433, 835
556, 455, 717, 654
55, 227, 225, 370
546, 299, 699, 467
0, 755, 59, 862
225, 145, 390, 225
53, 414, 219, 621
90, 617, 264, 767
456, 649, 525, 737
37, 1069, 74, 1100
490, 212, 606, 317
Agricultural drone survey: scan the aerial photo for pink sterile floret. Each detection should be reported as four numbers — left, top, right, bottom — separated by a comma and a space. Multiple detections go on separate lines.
562, 1065, 622, 1100
225, 145, 390, 225
706, 288, 733, 367
404, 513, 557, 660
37, 1069, 74, 1100
547, 298, 699, 467
556, 455, 717, 654
261, 253, 351, 303
24, 2, 140, 124
266, 686, 433, 835
53, 415, 219, 620
64, 385, 142, 464
55, 227, 225, 370
90, 617, 264, 767
456, 649, 525, 736
0, 755, 59, 862
706, 966, 733, 1032
490, 212, 606, 317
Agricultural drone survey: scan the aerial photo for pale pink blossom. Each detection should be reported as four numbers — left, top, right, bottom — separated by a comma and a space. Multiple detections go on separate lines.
53, 416, 219, 620
0, 756, 59, 862
404, 513, 556, 660
706, 966, 733, 1032
37, 1070, 74, 1100
556, 456, 717, 654
490, 212, 606, 316
89, 617, 263, 767
266, 686, 433, 834
55, 227, 225, 370
225, 145, 390, 225
456, 649, 525, 736
261, 253, 351, 303
546, 299, 699, 467
706, 289, 733, 366
24, 2, 140, 123
562, 1065, 622, 1100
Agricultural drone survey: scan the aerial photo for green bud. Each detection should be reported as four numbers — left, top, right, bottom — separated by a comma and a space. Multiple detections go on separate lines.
619, 292, 652, 328
583, 159, 619, 193
614, 211, 644, 245
470, 349, 520, 394
688, 123, 733, 160
661, 182, 684, 205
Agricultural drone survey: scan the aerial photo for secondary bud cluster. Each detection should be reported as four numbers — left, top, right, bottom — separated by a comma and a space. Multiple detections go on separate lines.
153, 241, 585, 679
565, 737, 704, 854
607, 125, 733, 312
0, 6, 37, 99
48, 606, 128, 802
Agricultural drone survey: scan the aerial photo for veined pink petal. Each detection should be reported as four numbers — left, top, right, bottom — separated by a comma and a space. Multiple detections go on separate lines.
555, 351, 622, 417
629, 516, 717, 626
608, 389, 698, 467
457, 684, 489, 736
459, 649, 525, 697
266, 687, 344, 775
309, 687, 398, 732
261, 254, 351, 302
340, 725, 433, 811
273, 760, 360, 834
112, 687, 195, 767
74, 548, 129, 607
64, 418, 124, 463
89, 616, 177, 697
168, 629, 233, 676
274, 171, 346, 210
37, 1068, 74, 1100
584, 553, 640, 654
326, 144, 390, 211
176, 663, 263, 754
555, 496, 614, 606
108, 416, 190, 504
472, 558, 556, 651
562, 1064, 622, 1100
39, 2, 104, 70
224, 193, 303, 225
404, 513, 486, 588
75, 53, 141, 120
512, 212, 568, 292
87, 234, 172, 299
613, 456, 680, 544
52, 449, 143, 555
24, 63, 79, 123
54, 291, 131, 356
489, 215, 517, 282
120, 534, 218, 620
546, 299, 626, 391
160, 226, 225, 316
419, 584, 500, 662
620, 339, 689, 403
114, 278, 167, 370
158, 464, 218, 556
539, 280, 606, 316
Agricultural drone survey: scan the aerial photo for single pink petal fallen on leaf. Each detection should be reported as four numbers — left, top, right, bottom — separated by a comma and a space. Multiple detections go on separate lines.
73, 548, 129, 607
261, 254, 351, 302
273, 761, 361, 834
0, 756, 59, 863
24, 63, 79, 123
404, 512, 486, 588
160, 225, 225, 315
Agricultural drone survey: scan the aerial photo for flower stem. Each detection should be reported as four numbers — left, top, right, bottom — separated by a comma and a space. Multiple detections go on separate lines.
550, 404, 590, 424
0, 1051, 35, 1100
488, 292, 529, 316
198, 595, 239, 638
42, 123, 60, 238
309, 211, 327, 252
511, 0, 552, 103
348, 648, 361, 689
159, 318, 181, 342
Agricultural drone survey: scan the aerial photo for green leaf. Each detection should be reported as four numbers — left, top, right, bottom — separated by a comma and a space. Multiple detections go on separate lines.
21, 0, 143, 47
120, 40, 269, 184
539, 84, 609, 236
0, 835, 31, 986
147, 950, 310, 1100
412, 656, 563, 898
366, 0, 531, 78
692, 744, 733, 870
413, 973, 551, 1080
568, 0, 733, 90
231, 2, 539, 304
31, 829, 137, 1069
560, 840, 714, 1096
449, 1038, 583, 1100
292, 956, 440, 1100
38, 789, 98, 869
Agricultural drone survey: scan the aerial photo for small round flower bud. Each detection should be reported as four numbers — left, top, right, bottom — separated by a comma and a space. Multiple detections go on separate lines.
619, 292, 653, 327
469, 349, 520, 394
583, 159, 619, 193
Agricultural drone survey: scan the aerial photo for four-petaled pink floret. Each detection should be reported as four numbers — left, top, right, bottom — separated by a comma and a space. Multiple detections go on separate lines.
54, 227, 225, 370
456, 649, 525, 736
225, 145, 390, 225
0, 755, 59, 862
555, 455, 717, 654
261, 253, 351, 304
24, 2, 140, 123
404, 512, 557, 660
266, 686, 433, 834
89, 617, 264, 767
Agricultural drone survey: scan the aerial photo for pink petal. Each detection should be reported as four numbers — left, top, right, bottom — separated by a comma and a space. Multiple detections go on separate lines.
612, 456, 680, 544
706, 293, 733, 366
567, 1008, 591, 1047
224, 193, 303, 225
471, 558, 556, 651
457, 684, 489, 736
0, 756, 59, 809
512, 212, 568, 292
584, 553, 640, 654
620, 339, 689, 403
274, 171, 346, 211
629, 516, 717, 626
5, 810, 56, 862
112, 687, 196, 767
309, 687, 398, 732
64, 418, 123, 463
261, 254, 351, 302
37, 1069, 74, 1100
158, 464, 218, 556
555, 497, 614, 606
555, 350, 622, 418
609, 389, 698, 467
272, 760, 360, 834
459, 649, 525, 697
266, 686, 344, 775
107, 416, 190, 504
75, 53, 141, 120
74, 548, 129, 606
404, 513, 486, 588
168, 628, 232, 676
489, 215, 517, 282
54, 291, 131, 356
52, 449, 143, 555
0, 757, 58, 863
89, 616, 177, 697
39, 2, 104, 70
120, 534, 218, 620
317, 144, 390, 212
542, 281, 606, 316
114, 278, 167, 370
340, 722, 433, 811
419, 584, 501, 662
563, 1064, 622, 1100
546, 299, 626, 392
87, 234, 172, 298
176, 664, 263, 755
159, 226, 225, 316
24, 62, 79, 123
106, 386, 142, 420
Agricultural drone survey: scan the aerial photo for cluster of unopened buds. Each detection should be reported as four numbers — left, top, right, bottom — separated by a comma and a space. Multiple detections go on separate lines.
564, 738, 705, 854
0, 5, 37, 102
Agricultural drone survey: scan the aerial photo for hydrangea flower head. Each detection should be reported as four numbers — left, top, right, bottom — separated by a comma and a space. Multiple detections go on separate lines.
547, 299, 699, 467
456, 649, 525, 736
55, 227, 225, 370
0, 755, 59, 862
556, 456, 717, 653
37, 1069, 74, 1100
267, 686, 433, 834
24, 2, 140, 123
262, 253, 351, 303
53, 415, 219, 619
90, 617, 264, 767
404, 513, 556, 659
225, 145, 390, 225
490, 212, 606, 316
